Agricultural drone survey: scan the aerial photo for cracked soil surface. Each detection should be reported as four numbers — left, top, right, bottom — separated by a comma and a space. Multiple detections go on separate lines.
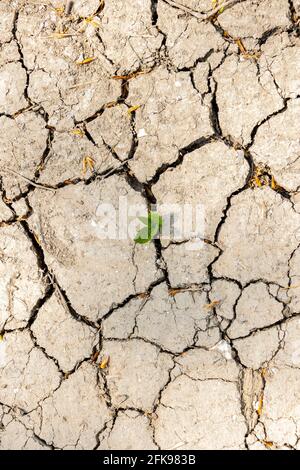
0, 0, 300, 450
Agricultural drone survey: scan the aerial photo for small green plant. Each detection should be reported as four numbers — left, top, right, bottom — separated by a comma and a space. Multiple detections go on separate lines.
134, 211, 163, 244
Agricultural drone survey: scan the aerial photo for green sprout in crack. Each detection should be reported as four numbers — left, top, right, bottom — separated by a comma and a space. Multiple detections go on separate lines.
134, 211, 163, 244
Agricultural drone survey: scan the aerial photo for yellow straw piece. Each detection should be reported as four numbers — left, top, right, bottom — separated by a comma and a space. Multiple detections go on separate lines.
75, 57, 96, 65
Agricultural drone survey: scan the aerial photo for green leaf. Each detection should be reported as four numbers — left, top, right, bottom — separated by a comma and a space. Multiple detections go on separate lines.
149, 212, 160, 227
134, 212, 163, 244
134, 226, 152, 244
138, 216, 150, 225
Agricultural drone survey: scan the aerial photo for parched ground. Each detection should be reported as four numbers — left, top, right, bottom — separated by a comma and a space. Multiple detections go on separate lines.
0, 0, 300, 450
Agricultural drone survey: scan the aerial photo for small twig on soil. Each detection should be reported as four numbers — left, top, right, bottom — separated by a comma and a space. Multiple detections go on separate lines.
0, 168, 56, 192
68, 80, 99, 90
163, 0, 245, 20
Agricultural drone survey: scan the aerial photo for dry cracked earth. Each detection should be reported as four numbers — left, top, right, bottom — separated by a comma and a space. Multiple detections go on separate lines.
0, 0, 300, 451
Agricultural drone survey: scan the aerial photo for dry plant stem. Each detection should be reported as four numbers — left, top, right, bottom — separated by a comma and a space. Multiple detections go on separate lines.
0, 161, 130, 194
0, 168, 56, 192
163, 0, 245, 20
